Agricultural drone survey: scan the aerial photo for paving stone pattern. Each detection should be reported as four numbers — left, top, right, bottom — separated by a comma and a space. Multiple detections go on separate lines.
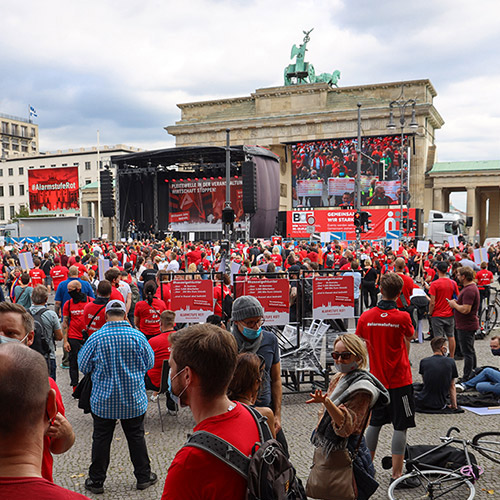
53, 334, 499, 499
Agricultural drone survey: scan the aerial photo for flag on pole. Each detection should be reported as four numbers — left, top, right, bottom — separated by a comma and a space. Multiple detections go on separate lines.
29, 106, 37, 118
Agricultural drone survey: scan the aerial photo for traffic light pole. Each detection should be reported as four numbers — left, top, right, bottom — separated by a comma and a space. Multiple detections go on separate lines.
355, 104, 362, 255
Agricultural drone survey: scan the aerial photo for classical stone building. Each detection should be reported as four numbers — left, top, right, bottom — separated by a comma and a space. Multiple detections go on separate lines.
0, 113, 39, 158
167, 79, 444, 222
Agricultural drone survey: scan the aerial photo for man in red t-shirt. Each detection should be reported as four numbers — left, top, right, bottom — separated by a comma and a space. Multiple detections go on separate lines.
476, 261, 493, 316
356, 272, 416, 484
62, 280, 92, 388
82, 280, 111, 337
394, 257, 415, 309
50, 257, 68, 292
429, 261, 460, 357
0, 343, 86, 499
162, 324, 260, 500
29, 258, 46, 287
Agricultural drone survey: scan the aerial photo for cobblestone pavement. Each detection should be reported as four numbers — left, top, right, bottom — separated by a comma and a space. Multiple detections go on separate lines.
53, 334, 500, 499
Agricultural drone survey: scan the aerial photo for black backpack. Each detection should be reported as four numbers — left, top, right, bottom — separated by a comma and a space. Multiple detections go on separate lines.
184, 405, 306, 500
325, 253, 335, 269
29, 307, 52, 361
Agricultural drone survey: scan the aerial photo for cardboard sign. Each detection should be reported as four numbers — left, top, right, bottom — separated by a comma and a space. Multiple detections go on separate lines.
243, 278, 290, 326
473, 248, 489, 264
65, 243, 78, 256
41, 241, 51, 254
416, 240, 429, 253
98, 259, 110, 281
448, 235, 459, 248
170, 280, 214, 323
19, 252, 34, 271
313, 276, 355, 319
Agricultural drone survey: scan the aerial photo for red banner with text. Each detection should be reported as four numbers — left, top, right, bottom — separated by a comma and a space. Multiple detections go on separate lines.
287, 208, 416, 240
313, 276, 355, 319
170, 279, 214, 323
243, 278, 290, 325
28, 166, 80, 215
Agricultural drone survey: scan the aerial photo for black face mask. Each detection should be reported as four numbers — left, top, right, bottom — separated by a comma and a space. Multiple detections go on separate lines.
491, 348, 500, 357
69, 289, 85, 303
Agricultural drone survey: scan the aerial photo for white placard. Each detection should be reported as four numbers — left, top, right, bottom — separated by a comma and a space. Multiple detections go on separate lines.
230, 262, 241, 279
416, 240, 429, 253
390, 239, 400, 251
448, 236, 459, 248
98, 259, 111, 281
188, 232, 195, 242
41, 241, 51, 254
65, 243, 78, 256
473, 248, 489, 264
320, 232, 330, 243
19, 252, 34, 271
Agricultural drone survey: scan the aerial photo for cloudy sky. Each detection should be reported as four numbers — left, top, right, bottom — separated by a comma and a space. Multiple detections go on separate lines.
1, 0, 499, 165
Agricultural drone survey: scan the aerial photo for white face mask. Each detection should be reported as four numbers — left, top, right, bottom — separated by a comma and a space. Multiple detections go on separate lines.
441, 348, 449, 357
0, 333, 29, 345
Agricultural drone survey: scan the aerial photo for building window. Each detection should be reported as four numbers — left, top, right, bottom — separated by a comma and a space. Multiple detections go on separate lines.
73, 162, 79, 166
62, 163, 67, 167
19, 185, 25, 196
21, 126, 27, 137
85, 179, 91, 185
0, 206, 4, 220
0, 169, 3, 177
8, 168, 13, 176
19, 167, 24, 175
85, 161, 91, 170
8, 185, 14, 196
21, 143, 28, 153
87, 202, 92, 217
11, 124, 18, 136
1, 122, 8, 134
30, 128, 36, 137
0, 186, 4, 197
11, 143, 18, 152
9, 206, 15, 218
50, 164, 55, 168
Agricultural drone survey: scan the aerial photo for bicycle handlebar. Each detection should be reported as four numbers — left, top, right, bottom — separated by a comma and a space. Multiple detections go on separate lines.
446, 426, 460, 437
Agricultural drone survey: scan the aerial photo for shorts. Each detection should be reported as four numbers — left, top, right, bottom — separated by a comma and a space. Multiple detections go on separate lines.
430, 316, 455, 338
44, 277, 53, 287
370, 384, 416, 431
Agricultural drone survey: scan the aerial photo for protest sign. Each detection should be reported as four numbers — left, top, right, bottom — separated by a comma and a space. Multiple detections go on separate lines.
313, 276, 355, 319
244, 278, 290, 325
170, 279, 214, 323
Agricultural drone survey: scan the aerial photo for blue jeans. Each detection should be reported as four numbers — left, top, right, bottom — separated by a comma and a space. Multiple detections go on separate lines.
464, 368, 500, 396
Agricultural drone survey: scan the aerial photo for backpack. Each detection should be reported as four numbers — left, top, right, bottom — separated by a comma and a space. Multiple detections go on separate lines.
129, 281, 141, 310
222, 293, 233, 322
398, 292, 418, 329
29, 307, 52, 361
184, 405, 307, 500
325, 253, 335, 269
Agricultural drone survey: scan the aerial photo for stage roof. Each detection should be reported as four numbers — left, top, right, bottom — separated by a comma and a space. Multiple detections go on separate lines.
111, 145, 278, 169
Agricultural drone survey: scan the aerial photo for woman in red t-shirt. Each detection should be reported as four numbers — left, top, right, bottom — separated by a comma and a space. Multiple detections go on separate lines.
134, 281, 167, 340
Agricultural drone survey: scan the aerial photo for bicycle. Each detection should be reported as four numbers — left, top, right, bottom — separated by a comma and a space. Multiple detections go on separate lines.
387, 427, 500, 499
478, 287, 499, 337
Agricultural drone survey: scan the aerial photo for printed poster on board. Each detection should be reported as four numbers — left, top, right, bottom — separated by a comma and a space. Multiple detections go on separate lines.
313, 276, 355, 319
243, 278, 290, 326
170, 279, 214, 323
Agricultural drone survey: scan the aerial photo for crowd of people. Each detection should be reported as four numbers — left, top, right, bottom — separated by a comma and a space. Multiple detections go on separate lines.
0, 234, 499, 499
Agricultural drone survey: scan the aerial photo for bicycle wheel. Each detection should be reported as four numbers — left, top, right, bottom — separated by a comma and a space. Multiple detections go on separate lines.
388, 470, 475, 500
488, 306, 498, 330
472, 431, 500, 464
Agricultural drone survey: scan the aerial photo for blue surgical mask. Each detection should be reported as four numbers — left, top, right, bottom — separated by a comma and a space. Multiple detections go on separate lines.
491, 348, 500, 357
335, 360, 359, 373
242, 326, 262, 340
0, 333, 29, 345
167, 367, 187, 406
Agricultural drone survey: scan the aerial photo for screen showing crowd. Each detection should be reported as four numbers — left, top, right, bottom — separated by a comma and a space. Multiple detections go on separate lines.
291, 134, 411, 208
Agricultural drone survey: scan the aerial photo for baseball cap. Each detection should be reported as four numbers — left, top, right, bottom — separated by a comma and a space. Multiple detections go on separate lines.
105, 300, 126, 314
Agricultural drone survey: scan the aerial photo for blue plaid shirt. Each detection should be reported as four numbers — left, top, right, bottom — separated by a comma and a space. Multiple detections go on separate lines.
78, 320, 154, 419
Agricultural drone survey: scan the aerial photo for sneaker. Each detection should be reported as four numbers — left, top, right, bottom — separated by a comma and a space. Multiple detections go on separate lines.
85, 478, 104, 494
455, 383, 471, 393
60, 363, 70, 369
391, 475, 421, 489
137, 472, 158, 490
150, 394, 159, 402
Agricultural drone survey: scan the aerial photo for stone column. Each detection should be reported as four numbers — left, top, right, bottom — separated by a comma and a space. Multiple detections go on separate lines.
433, 188, 443, 212
488, 193, 500, 238
479, 192, 487, 243
467, 187, 478, 241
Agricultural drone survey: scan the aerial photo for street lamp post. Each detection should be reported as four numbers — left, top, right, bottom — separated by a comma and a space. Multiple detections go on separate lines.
386, 85, 418, 236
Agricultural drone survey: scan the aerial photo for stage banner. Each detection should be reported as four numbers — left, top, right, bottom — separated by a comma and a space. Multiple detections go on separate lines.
296, 179, 324, 197
287, 208, 416, 240
243, 278, 290, 325
328, 178, 355, 197
170, 279, 214, 323
169, 177, 243, 232
28, 166, 79, 215
313, 276, 354, 319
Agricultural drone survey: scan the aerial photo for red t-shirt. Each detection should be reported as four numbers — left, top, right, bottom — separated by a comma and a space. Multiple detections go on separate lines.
147, 329, 175, 387
75, 262, 87, 277
476, 269, 493, 290
356, 306, 414, 389
29, 268, 46, 287
395, 273, 415, 309
134, 298, 167, 337
213, 284, 231, 317
155, 282, 171, 309
50, 266, 68, 291
63, 298, 91, 340
0, 477, 89, 499
110, 286, 125, 303
82, 300, 107, 335
429, 278, 459, 317
42, 378, 65, 482
162, 402, 260, 500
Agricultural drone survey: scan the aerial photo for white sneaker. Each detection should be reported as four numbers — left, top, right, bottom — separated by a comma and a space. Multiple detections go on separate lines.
455, 383, 466, 393
150, 394, 159, 402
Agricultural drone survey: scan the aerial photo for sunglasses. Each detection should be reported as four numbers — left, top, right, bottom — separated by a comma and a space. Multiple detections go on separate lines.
331, 351, 355, 361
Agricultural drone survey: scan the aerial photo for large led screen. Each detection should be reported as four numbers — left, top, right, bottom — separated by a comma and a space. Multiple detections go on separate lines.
291, 135, 411, 208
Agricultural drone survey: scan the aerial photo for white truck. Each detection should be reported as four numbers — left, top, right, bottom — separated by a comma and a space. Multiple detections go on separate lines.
0, 216, 95, 243
424, 210, 467, 244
